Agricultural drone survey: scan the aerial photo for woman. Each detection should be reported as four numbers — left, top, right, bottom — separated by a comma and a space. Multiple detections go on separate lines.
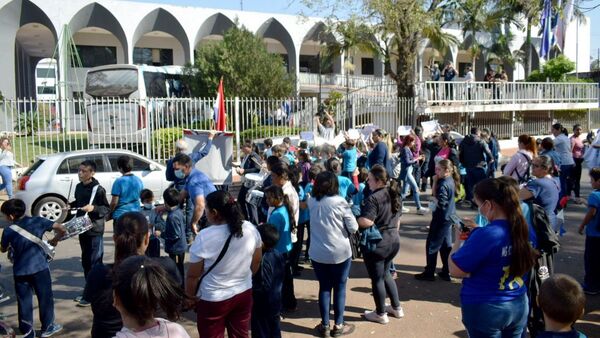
84, 212, 181, 338
399, 135, 428, 215
308, 171, 358, 337
110, 155, 143, 221
186, 190, 262, 338
449, 178, 536, 337
519, 155, 561, 232
0, 137, 15, 199
434, 132, 459, 167
502, 134, 536, 183
551, 123, 575, 199
358, 165, 403, 324
539, 137, 561, 173
236, 140, 262, 219
415, 159, 459, 282
570, 124, 584, 202
368, 129, 389, 169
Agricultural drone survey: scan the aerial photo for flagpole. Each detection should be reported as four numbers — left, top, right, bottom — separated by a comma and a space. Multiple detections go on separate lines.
576, 15, 579, 78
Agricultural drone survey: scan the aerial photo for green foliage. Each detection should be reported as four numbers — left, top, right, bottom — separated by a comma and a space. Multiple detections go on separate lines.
325, 91, 344, 114
184, 23, 295, 98
553, 110, 587, 120
239, 126, 301, 141
527, 55, 576, 82
151, 128, 183, 160
15, 110, 52, 136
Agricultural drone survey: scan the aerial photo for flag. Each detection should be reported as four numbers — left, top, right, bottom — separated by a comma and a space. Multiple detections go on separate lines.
555, 0, 575, 51
213, 77, 226, 131
540, 0, 553, 60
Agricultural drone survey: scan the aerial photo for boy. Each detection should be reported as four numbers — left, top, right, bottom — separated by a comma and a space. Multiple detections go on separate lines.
577, 167, 600, 295
252, 224, 285, 338
140, 189, 164, 257
537, 274, 587, 337
161, 188, 187, 283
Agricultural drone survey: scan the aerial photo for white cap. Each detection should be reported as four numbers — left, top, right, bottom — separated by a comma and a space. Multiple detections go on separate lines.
175, 139, 188, 150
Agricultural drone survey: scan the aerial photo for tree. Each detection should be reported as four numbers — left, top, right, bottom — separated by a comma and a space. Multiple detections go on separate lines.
592, 58, 600, 72
184, 23, 295, 97
527, 54, 575, 82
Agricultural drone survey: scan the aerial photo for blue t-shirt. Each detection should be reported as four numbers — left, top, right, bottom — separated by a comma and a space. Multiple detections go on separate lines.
352, 182, 365, 216
342, 148, 358, 173
536, 329, 587, 338
0, 217, 54, 276
526, 177, 560, 232
368, 142, 388, 168
162, 207, 187, 254
298, 186, 309, 225
585, 190, 600, 237
451, 219, 528, 304
111, 174, 143, 221
337, 175, 356, 199
269, 205, 292, 254
185, 169, 217, 205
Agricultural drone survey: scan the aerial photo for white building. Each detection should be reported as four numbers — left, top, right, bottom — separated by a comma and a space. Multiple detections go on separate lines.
0, 0, 591, 99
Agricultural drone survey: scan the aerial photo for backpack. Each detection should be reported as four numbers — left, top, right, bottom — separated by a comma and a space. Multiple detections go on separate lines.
527, 201, 560, 254
512, 152, 532, 184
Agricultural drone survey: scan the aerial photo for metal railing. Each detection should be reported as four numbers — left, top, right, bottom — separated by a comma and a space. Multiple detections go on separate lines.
298, 73, 397, 91
423, 81, 599, 105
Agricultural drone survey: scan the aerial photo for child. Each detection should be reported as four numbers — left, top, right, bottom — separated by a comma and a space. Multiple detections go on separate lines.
352, 167, 369, 217
112, 255, 190, 338
577, 167, 600, 294
341, 139, 358, 179
161, 188, 187, 283
0, 199, 66, 337
297, 150, 312, 187
252, 224, 285, 338
263, 138, 273, 159
326, 158, 356, 200
537, 274, 587, 338
140, 189, 163, 258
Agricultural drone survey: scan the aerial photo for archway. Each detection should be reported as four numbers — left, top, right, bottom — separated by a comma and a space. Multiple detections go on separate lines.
256, 18, 297, 74
133, 8, 191, 65
299, 22, 339, 74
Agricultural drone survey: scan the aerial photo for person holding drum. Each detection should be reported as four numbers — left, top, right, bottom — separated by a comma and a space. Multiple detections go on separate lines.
236, 140, 263, 220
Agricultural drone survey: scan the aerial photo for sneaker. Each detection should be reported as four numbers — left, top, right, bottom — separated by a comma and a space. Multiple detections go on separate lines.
73, 295, 83, 302
417, 207, 430, 215
41, 323, 63, 337
401, 207, 410, 213
331, 323, 355, 337
0, 293, 9, 304
437, 272, 452, 282
385, 304, 405, 318
77, 299, 91, 307
363, 310, 389, 324
414, 272, 436, 281
315, 323, 330, 337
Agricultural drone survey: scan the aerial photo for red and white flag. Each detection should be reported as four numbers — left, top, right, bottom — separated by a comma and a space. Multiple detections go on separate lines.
213, 77, 226, 131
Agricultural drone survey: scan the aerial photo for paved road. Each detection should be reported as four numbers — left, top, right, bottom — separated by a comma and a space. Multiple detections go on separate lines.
0, 177, 599, 337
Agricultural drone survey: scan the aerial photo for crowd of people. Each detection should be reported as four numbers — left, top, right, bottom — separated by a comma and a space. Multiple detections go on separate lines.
0, 119, 599, 338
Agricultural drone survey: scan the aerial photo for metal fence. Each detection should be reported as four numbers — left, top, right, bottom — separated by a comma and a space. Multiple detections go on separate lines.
1, 95, 598, 168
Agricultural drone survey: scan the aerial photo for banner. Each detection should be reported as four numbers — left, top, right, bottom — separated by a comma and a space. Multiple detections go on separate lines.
183, 130, 233, 185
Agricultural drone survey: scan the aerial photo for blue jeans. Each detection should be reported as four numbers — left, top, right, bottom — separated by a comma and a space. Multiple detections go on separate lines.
0, 165, 13, 198
461, 293, 528, 338
312, 258, 352, 326
400, 165, 422, 209
465, 167, 487, 202
559, 164, 574, 199
79, 234, 104, 280
14, 268, 55, 335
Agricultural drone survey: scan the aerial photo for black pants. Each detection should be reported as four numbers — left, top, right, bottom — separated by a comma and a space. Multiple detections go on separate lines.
424, 221, 452, 275
362, 229, 401, 315
238, 185, 250, 220
251, 312, 281, 338
282, 253, 297, 311
584, 236, 600, 291
168, 253, 186, 286
571, 158, 584, 198
79, 234, 104, 280
289, 222, 307, 272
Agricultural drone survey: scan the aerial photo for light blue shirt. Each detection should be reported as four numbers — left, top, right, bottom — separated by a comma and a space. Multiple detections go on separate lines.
111, 174, 143, 221
269, 205, 292, 254
553, 134, 575, 166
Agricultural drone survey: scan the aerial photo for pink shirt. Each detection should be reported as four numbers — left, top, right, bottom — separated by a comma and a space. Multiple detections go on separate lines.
571, 136, 584, 159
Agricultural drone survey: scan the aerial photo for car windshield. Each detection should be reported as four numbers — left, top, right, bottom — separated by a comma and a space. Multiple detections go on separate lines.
23, 159, 44, 176
85, 69, 138, 98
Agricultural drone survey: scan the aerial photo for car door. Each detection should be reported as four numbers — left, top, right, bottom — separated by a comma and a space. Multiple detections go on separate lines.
57, 154, 106, 202
106, 154, 165, 202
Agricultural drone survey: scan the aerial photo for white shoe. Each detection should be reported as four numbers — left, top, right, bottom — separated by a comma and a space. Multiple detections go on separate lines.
401, 207, 410, 213
417, 207, 430, 215
363, 310, 389, 324
385, 304, 405, 318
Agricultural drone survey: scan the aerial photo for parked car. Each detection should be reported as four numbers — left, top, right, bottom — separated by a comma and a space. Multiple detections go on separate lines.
15, 149, 169, 222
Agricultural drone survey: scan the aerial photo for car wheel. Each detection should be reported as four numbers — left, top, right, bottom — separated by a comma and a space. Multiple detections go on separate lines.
34, 196, 67, 223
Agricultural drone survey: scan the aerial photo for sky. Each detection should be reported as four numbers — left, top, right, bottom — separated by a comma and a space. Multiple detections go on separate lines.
131, 0, 600, 62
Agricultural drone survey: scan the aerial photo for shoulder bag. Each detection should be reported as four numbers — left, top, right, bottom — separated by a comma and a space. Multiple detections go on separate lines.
195, 232, 234, 296
9, 224, 55, 262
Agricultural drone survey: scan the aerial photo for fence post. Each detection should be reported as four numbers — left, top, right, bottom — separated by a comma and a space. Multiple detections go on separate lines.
511, 111, 515, 139
235, 96, 241, 163
588, 108, 592, 132
351, 96, 356, 129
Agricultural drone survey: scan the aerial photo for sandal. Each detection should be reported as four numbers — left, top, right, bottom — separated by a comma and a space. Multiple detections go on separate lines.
331, 323, 355, 337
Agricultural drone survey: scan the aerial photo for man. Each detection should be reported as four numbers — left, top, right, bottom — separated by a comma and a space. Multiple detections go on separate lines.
236, 140, 262, 219
172, 153, 217, 234
429, 62, 441, 103
459, 127, 494, 206
442, 62, 457, 102
316, 111, 336, 141
464, 66, 474, 101
71, 160, 110, 307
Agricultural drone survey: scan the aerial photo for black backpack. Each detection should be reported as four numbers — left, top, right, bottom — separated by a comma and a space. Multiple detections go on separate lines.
527, 201, 560, 254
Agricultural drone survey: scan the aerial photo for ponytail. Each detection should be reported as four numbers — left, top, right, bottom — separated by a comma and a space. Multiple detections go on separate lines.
206, 191, 244, 238
388, 180, 401, 214
265, 185, 297, 232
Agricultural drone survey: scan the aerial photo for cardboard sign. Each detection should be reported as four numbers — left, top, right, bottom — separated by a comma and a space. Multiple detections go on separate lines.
183, 130, 233, 185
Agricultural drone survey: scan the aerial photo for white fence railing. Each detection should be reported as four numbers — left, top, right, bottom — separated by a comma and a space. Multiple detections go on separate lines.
298, 73, 397, 91
422, 81, 599, 105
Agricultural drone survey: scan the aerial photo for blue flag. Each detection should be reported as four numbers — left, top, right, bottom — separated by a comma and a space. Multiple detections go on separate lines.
540, 0, 553, 60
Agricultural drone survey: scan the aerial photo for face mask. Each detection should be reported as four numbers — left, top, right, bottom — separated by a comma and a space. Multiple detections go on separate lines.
143, 203, 153, 209
174, 169, 185, 179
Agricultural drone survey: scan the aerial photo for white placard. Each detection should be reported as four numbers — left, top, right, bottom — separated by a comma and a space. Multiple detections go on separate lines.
300, 131, 314, 141
397, 125, 412, 136
421, 120, 440, 135
347, 129, 361, 140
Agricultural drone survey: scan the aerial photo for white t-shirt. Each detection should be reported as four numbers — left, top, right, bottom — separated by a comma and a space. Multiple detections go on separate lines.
114, 318, 190, 338
189, 221, 261, 302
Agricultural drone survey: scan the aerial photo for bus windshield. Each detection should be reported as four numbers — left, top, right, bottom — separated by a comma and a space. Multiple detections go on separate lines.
85, 68, 138, 98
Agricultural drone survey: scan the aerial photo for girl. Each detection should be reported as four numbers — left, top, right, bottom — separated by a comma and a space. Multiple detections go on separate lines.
0, 137, 15, 199
399, 135, 428, 215
450, 178, 536, 337
112, 255, 190, 338
297, 150, 312, 187
415, 159, 459, 282
502, 134, 536, 184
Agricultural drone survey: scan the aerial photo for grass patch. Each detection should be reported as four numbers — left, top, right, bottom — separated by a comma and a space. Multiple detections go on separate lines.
11, 132, 89, 166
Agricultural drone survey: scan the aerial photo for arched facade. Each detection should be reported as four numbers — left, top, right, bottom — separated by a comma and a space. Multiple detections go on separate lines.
256, 17, 297, 74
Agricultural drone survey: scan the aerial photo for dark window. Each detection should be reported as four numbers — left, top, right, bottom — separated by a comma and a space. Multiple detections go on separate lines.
56, 155, 106, 175
133, 48, 173, 66
361, 58, 374, 75
143, 72, 167, 98
74, 46, 117, 68
37, 86, 56, 94
36, 68, 56, 78
73, 92, 84, 115
107, 154, 150, 172
85, 69, 138, 98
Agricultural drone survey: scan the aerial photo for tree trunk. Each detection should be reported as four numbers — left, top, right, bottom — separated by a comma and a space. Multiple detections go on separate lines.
393, 37, 418, 98
525, 18, 532, 78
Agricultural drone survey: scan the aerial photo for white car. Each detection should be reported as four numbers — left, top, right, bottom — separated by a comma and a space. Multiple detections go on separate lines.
15, 149, 170, 222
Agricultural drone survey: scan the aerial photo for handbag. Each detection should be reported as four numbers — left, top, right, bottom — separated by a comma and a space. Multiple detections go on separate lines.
9, 224, 55, 262
195, 233, 233, 296
62, 185, 99, 240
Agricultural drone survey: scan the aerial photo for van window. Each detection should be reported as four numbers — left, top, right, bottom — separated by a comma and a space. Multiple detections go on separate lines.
86, 69, 138, 98
57, 155, 106, 174
143, 71, 167, 98
23, 159, 45, 176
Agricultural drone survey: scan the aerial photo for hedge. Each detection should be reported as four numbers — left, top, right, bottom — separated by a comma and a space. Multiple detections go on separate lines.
239, 126, 300, 141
